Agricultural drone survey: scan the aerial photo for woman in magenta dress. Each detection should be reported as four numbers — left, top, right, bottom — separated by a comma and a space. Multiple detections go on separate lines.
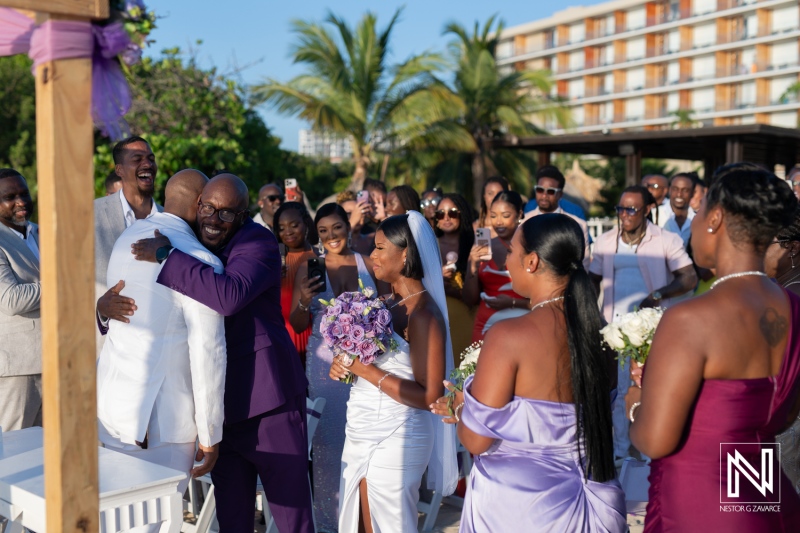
626, 162, 800, 532
463, 191, 528, 341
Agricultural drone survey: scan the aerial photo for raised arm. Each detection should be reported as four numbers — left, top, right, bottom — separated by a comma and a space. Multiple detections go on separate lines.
0, 250, 40, 316
158, 230, 279, 317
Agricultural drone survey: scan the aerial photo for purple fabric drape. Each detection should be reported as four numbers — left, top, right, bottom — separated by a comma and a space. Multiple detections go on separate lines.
0, 7, 133, 140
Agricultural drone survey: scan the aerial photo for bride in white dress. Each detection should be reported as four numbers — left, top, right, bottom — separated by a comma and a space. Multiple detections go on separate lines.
329, 211, 458, 532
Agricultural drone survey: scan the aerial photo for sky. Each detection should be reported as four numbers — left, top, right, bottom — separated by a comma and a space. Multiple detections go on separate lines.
149, 0, 606, 151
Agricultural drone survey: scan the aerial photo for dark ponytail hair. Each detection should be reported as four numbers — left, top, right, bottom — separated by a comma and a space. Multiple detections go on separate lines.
519, 213, 615, 482
314, 202, 350, 230
377, 214, 424, 280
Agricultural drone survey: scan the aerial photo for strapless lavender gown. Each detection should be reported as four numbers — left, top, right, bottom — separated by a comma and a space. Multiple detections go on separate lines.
459, 376, 626, 532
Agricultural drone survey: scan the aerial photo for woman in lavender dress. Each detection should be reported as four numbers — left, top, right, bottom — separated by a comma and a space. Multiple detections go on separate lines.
432, 214, 626, 532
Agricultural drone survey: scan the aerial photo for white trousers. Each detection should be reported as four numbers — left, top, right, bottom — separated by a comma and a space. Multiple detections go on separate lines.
98, 411, 195, 533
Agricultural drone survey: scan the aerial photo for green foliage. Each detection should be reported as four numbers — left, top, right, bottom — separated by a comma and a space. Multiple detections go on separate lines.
0, 56, 37, 200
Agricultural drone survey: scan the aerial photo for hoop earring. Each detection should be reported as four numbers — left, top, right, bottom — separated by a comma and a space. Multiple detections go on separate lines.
317, 241, 325, 255
792, 254, 796, 269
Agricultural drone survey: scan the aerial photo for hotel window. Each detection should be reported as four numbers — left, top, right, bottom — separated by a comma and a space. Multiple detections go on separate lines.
603, 45, 615, 66
627, 38, 646, 61
693, 0, 716, 16
600, 101, 614, 121
573, 106, 585, 126
497, 40, 513, 59
692, 87, 715, 113
569, 78, 585, 99
604, 14, 615, 36
667, 92, 680, 112
604, 73, 614, 94
627, 8, 646, 31
772, 6, 799, 34
667, 61, 680, 84
551, 55, 559, 73
771, 76, 797, 103
626, 98, 645, 120
771, 41, 799, 69
740, 81, 756, 106
569, 50, 584, 71
627, 68, 645, 90
693, 23, 717, 48
741, 47, 756, 73
667, 30, 680, 54
771, 112, 798, 127
692, 55, 716, 80
745, 15, 757, 39
569, 23, 585, 44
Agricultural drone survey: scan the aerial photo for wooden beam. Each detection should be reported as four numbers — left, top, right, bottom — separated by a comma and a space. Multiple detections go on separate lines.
0, 0, 107, 18
35, 26, 99, 533
625, 150, 642, 186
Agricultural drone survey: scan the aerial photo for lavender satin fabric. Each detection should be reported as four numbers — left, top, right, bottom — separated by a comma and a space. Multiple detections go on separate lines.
459, 376, 627, 533
0, 8, 132, 139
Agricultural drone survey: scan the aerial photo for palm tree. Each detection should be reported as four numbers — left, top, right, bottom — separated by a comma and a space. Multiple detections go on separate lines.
422, 16, 571, 204
252, 9, 453, 189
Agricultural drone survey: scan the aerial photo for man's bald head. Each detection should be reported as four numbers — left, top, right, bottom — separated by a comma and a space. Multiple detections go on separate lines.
196, 174, 251, 251
205, 174, 250, 211
164, 169, 209, 224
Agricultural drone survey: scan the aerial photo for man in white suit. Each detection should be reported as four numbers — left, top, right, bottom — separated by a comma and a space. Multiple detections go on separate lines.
94, 136, 162, 354
96, 169, 226, 523
0, 169, 41, 431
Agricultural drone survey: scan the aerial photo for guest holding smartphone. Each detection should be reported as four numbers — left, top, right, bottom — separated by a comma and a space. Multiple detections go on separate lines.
289, 203, 387, 532
274, 202, 317, 369
463, 191, 528, 342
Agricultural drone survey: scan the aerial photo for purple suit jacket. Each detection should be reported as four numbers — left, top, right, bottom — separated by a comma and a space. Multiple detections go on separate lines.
157, 218, 308, 424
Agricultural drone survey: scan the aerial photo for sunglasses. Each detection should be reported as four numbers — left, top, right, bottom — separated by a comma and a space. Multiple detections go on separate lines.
534, 186, 562, 196
421, 198, 441, 208
791, 180, 800, 187
615, 205, 642, 216
266, 194, 285, 203
434, 208, 460, 220
198, 201, 248, 223
645, 183, 663, 189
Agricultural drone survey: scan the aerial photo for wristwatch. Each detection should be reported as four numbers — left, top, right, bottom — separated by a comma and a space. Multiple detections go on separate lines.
156, 244, 173, 264
650, 290, 663, 301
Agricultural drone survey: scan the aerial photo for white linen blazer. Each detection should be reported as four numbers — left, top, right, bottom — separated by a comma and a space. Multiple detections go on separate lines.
96, 213, 226, 447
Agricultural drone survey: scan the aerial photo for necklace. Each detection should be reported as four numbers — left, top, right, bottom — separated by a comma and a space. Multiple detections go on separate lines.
390, 289, 428, 309
710, 271, 768, 291
621, 230, 645, 247
529, 296, 564, 311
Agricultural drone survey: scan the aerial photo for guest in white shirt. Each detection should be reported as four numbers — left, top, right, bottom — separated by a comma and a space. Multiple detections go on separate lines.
253, 183, 284, 231
663, 173, 697, 247
0, 169, 42, 432
96, 169, 227, 532
642, 174, 670, 227
522, 165, 591, 269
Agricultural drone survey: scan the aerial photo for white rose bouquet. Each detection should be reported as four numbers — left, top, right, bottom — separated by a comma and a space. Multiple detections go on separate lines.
600, 307, 664, 366
446, 341, 483, 413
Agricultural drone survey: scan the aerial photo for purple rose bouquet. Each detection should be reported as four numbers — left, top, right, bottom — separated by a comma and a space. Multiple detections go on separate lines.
320, 280, 398, 384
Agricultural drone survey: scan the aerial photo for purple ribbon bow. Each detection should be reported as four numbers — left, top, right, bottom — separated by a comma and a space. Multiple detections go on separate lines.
0, 7, 133, 140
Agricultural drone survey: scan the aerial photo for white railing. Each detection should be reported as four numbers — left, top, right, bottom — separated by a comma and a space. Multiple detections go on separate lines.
587, 216, 617, 242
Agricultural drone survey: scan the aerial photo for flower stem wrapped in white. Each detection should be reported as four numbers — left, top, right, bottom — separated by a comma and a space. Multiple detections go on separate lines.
600, 307, 664, 366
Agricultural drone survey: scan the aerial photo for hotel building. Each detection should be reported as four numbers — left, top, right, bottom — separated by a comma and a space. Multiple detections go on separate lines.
497, 0, 800, 133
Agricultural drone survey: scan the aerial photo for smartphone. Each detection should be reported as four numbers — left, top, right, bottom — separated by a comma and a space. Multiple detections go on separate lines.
357, 190, 370, 204
285, 178, 298, 201
278, 243, 287, 278
475, 228, 492, 261
307, 257, 327, 293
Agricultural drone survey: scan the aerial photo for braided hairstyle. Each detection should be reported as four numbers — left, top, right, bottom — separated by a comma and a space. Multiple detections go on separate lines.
706, 162, 797, 254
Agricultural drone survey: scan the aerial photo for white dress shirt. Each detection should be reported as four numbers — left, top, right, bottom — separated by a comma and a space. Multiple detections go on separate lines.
119, 190, 159, 228
96, 212, 226, 447
252, 212, 273, 232
8, 222, 39, 261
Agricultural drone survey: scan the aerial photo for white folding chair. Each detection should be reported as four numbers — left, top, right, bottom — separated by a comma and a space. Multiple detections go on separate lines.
184, 397, 326, 533
619, 457, 650, 515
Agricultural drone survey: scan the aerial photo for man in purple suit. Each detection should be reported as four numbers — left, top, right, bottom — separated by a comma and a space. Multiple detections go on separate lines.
133, 174, 312, 532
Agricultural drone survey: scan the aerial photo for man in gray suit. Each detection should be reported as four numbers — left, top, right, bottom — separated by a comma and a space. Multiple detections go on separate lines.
0, 169, 42, 431
95, 136, 162, 337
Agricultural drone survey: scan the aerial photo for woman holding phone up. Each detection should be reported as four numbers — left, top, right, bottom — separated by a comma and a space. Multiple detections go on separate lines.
463, 191, 529, 342
290, 203, 387, 532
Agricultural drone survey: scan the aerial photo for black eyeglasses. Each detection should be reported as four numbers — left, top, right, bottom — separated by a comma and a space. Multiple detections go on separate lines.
645, 183, 663, 190
534, 186, 562, 196
434, 208, 460, 220
266, 194, 285, 203
421, 198, 441, 209
615, 205, 642, 216
198, 201, 248, 223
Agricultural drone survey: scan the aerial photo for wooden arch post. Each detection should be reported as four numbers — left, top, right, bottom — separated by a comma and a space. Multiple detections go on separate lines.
0, 1, 107, 531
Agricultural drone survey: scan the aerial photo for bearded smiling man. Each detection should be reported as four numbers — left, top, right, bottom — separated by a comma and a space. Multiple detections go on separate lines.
0, 169, 43, 431
94, 136, 163, 354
